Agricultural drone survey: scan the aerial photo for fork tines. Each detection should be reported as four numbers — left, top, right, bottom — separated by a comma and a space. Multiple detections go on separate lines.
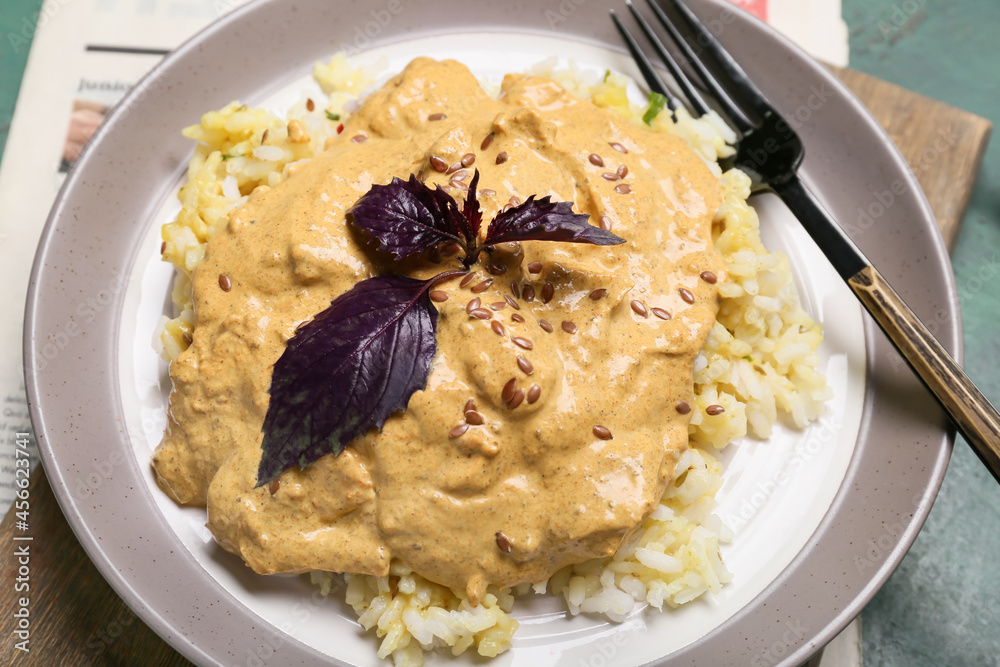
612, 0, 763, 131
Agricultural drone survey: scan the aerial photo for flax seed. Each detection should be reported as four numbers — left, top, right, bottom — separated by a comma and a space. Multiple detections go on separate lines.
561, 321, 577, 334
527, 261, 542, 274
429, 290, 448, 302
428, 112, 446, 121
539, 319, 554, 333
502, 378, 517, 403
496, 151, 509, 164
610, 141, 628, 153
602, 172, 620, 181
449, 423, 469, 438
508, 195, 521, 207
508, 389, 525, 409
527, 384, 541, 404
471, 308, 493, 320
219, 274, 232, 291
652, 307, 671, 320
496, 531, 512, 553
183, 332, 193, 345
512, 336, 533, 350
599, 215, 612, 231
614, 183, 632, 194
517, 356, 534, 375
593, 425, 613, 440
542, 282, 554, 303
700, 271, 718, 284
522, 285, 536, 302
481, 132, 494, 150
269, 479, 280, 495
446, 161, 463, 174
491, 321, 506, 336
489, 301, 507, 311
589, 288, 607, 300
471, 279, 493, 293
631, 300, 648, 318
706, 404, 725, 416
465, 410, 485, 425
465, 398, 477, 413
461, 153, 476, 167
510, 281, 520, 299
481, 188, 496, 196
160, 241, 166, 254
306, 98, 315, 112
487, 263, 507, 276
466, 297, 481, 313
678, 287, 695, 304
351, 134, 367, 143
675, 401, 691, 415
504, 295, 521, 310
430, 156, 448, 172
588, 153, 604, 167
511, 313, 525, 323
450, 169, 470, 183
617, 164, 628, 178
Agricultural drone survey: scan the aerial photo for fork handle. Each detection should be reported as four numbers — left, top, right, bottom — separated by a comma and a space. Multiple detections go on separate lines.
773, 176, 1000, 482
847, 265, 1000, 478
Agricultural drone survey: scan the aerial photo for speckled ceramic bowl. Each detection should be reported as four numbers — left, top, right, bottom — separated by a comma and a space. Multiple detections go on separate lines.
24, 1, 956, 665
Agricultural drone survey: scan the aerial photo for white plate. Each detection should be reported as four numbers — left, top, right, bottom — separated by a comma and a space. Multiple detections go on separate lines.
118, 34, 864, 666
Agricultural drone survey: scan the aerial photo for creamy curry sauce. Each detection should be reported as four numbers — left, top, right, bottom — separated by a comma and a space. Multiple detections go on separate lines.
152, 58, 724, 604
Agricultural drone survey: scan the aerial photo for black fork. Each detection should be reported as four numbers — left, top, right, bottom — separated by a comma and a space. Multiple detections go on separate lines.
613, 0, 1000, 482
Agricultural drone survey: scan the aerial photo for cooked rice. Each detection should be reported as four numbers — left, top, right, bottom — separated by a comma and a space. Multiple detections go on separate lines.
156, 53, 829, 666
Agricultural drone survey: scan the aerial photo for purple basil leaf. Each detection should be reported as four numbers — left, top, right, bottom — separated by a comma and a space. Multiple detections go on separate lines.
348, 175, 472, 259
462, 169, 483, 239
484, 195, 625, 247
257, 273, 455, 486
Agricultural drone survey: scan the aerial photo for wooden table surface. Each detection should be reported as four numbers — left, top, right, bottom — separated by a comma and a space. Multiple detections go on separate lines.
0, 68, 990, 666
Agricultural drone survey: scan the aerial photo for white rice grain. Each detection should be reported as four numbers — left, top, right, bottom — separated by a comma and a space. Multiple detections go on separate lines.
634, 548, 685, 574
253, 144, 286, 161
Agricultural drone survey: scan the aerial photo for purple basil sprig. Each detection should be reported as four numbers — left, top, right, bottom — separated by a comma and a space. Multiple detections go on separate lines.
348, 169, 622, 266
257, 170, 624, 486
257, 272, 462, 487
482, 194, 622, 250
348, 174, 480, 261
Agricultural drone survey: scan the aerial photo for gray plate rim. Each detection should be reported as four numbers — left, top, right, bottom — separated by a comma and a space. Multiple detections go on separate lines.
23, 0, 957, 665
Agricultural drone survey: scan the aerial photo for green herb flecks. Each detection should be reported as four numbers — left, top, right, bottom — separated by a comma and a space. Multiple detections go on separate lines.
642, 92, 669, 126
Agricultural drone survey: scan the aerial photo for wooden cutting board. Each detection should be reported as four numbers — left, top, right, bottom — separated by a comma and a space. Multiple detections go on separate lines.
0, 68, 990, 666
828, 66, 991, 250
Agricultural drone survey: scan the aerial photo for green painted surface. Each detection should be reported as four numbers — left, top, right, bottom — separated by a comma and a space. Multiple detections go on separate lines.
0, 0, 997, 665
0, 0, 43, 157
845, 1, 1000, 665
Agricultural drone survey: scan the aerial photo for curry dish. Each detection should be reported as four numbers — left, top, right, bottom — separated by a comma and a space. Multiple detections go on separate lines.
152, 57, 725, 605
